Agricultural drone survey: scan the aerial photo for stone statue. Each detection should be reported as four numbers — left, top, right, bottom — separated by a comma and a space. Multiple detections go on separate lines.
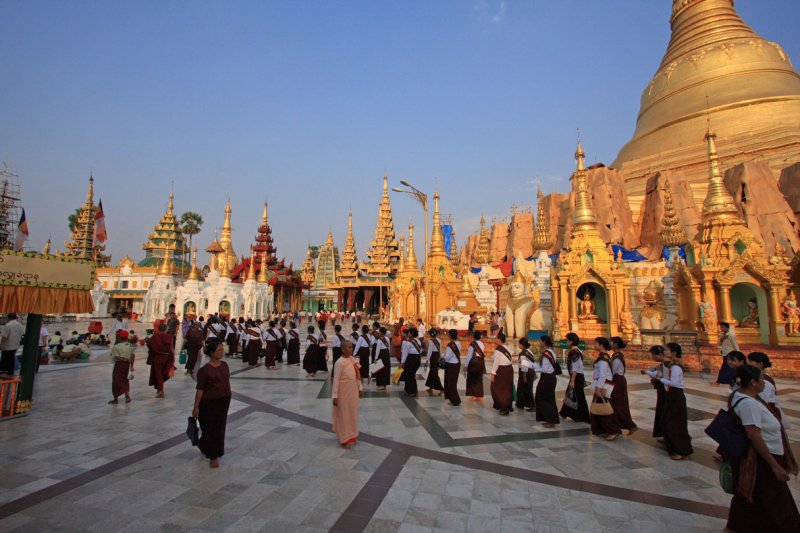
699, 300, 717, 332
639, 281, 666, 344
769, 243, 791, 266
782, 291, 799, 336
503, 270, 534, 338
739, 297, 759, 328
578, 291, 597, 319
555, 302, 568, 333
619, 301, 638, 337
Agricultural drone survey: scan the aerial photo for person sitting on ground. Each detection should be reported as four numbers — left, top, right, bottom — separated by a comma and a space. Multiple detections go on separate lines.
48, 331, 63, 352
55, 337, 90, 361
66, 331, 80, 345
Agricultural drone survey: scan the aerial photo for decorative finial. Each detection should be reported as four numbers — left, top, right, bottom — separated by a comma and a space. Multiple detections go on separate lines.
660, 179, 688, 247
572, 138, 597, 230
257, 250, 269, 283
247, 246, 256, 281
87, 176, 95, 203
167, 191, 174, 214
188, 246, 199, 280
702, 127, 739, 220
43, 237, 51, 255
398, 235, 406, 272
158, 242, 174, 276
262, 201, 268, 227
406, 221, 419, 271
430, 191, 446, 255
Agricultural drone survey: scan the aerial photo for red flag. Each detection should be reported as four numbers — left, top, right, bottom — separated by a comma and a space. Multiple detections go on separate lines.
94, 199, 107, 244
14, 209, 29, 251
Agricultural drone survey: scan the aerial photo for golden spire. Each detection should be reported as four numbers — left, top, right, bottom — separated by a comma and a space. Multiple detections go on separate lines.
300, 243, 315, 286
158, 242, 174, 276
458, 266, 473, 298
258, 250, 269, 283
262, 201, 268, 227
218, 197, 237, 272
449, 227, 459, 270
429, 192, 446, 256
534, 182, 552, 251
247, 246, 257, 281
325, 229, 334, 246
220, 252, 231, 278
188, 246, 199, 280
167, 191, 174, 215
474, 215, 491, 265
701, 127, 739, 220
572, 141, 597, 230
339, 211, 359, 279
86, 175, 94, 204
43, 237, 51, 255
398, 235, 406, 272
406, 221, 419, 271
660, 179, 688, 247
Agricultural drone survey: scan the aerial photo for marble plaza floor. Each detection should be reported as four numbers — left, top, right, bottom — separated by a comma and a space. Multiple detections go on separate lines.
1, 322, 800, 532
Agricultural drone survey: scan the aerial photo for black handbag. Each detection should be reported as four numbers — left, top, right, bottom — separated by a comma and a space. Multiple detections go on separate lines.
704, 397, 749, 458
186, 416, 200, 446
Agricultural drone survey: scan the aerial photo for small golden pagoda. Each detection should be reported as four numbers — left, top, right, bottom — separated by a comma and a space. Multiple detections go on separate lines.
187, 246, 201, 281
336, 211, 359, 284
393, 222, 423, 319
423, 192, 461, 324
533, 183, 552, 253
449, 227, 460, 271
361, 175, 401, 278
551, 142, 631, 339
206, 231, 224, 272
216, 198, 238, 273
62, 176, 110, 267
300, 244, 316, 287
473, 215, 491, 266
140, 191, 189, 273
673, 127, 793, 345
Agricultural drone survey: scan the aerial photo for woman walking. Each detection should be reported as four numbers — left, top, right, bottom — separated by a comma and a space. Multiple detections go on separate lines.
244, 320, 262, 367
464, 330, 485, 400
590, 337, 620, 441
400, 328, 422, 398
317, 320, 329, 373
332, 341, 363, 449
424, 328, 444, 395
657, 342, 693, 460
192, 340, 231, 468
355, 325, 372, 383
302, 325, 320, 377
109, 330, 134, 404
373, 327, 392, 390
515, 338, 536, 412
184, 320, 204, 377
610, 337, 637, 435
641, 345, 666, 440
559, 332, 589, 423
490, 332, 514, 415
443, 329, 462, 406
534, 335, 560, 427
726, 364, 799, 532
286, 322, 301, 365
146, 323, 174, 399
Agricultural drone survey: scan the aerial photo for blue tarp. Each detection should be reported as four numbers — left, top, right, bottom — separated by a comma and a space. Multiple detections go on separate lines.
662, 244, 686, 262
549, 253, 560, 266
443, 225, 453, 258
610, 244, 647, 262
470, 266, 482, 274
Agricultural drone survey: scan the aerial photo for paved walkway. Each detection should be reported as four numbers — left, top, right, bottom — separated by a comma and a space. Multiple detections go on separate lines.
1, 320, 799, 532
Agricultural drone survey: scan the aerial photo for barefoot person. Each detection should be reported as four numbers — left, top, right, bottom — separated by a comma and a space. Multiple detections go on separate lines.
109, 330, 134, 404
146, 323, 174, 399
332, 341, 363, 449
192, 340, 231, 468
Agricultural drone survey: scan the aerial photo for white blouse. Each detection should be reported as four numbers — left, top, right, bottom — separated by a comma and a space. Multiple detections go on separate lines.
592, 359, 613, 392
426, 339, 441, 363
491, 346, 513, 375
443, 343, 460, 364
660, 364, 685, 390
464, 341, 484, 369
759, 379, 777, 405
355, 335, 371, 351
732, 392, 784, 456
401, 339, 421, 364
611, 355, 625, 376
533, 349, 556, 374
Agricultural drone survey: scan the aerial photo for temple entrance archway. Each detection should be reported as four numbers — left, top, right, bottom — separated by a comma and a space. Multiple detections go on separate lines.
577, 282, 608, 323
730, 282, 769, 344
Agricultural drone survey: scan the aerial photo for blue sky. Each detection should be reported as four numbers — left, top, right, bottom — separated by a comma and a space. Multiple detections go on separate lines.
2, 0, 799, 268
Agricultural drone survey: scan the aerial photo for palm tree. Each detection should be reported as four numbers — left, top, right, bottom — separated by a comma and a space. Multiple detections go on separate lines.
180, 211, 204, 253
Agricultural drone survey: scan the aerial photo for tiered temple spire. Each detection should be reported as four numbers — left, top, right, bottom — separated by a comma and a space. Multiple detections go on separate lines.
406, 221, 419, 272
473, 215, 491, 265
300, 244, 315, 287
429, 192, 447, 258
572, 142, 598, 230
62, 176, 110, 266
659, 179, 687, 247
338, 211, 359, 282
702, 128, 740, 221
448, 227, 460, 270
314, 230, 340, 289
187, 246, 200, 281
362, 174, 400, 278
534, 182, 552, 251
217, 198, 237, 273
140, 191, 188, 271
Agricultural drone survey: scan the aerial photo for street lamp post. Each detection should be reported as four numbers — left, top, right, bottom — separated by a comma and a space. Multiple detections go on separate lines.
392, 182, 430, 325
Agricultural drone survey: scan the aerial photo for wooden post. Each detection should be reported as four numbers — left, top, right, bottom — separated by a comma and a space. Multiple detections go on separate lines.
16, 314, 42, 413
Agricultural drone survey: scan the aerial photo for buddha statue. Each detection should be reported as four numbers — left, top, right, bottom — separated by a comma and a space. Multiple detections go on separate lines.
782, 291, 799, 336
578, 291, 597, 319
619, 301, 637, 337
639, 281, 666, 330
504, 270, 534, 339
554, 302, 568, 334
739, 298, 759, 328
699, 300, 717, 333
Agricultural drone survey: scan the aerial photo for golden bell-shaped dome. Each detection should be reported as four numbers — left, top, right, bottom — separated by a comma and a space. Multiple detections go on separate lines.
615, 0, 800, 213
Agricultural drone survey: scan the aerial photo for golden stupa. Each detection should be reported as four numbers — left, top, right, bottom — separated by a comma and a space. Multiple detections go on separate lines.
614, 0, 800, 217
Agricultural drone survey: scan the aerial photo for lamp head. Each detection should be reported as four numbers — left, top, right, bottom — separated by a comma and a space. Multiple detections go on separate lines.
391, 187, 405, 193
400, 179, 411, 187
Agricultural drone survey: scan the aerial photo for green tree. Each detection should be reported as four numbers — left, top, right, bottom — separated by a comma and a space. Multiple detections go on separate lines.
180, 212, 204, 253
309, 245, 320, 260
67, 208, 82, 233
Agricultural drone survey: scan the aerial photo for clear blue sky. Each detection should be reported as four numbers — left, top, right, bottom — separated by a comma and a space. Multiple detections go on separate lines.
2, 0, 798, 268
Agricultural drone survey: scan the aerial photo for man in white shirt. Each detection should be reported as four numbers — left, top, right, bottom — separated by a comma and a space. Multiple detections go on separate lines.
0, 314, 25, 376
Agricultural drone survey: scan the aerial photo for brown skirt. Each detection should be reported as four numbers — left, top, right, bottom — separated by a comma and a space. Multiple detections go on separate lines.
559, 373, 590, 423
374, 349, 391, 387
516, 369, 535, 410
465, 357, 485, 397
652, 380, 665, 438
245, 339, 261, 366
661, 388, 693, 457
591, 395, 621, 436
491, 365, 514, 413
198, 396, 231, 460
287, 339, 300, 364
727, 452, 800, 532
535, 373, 559, 424
265, 340, 278, 368
425, 352, 443, 391
112, 360, 130, 398
444, 362, 461, 406
148, 354, 171, 391
185, 343, 202, 371
303, 345, 319, 373
610, 374, 637, 431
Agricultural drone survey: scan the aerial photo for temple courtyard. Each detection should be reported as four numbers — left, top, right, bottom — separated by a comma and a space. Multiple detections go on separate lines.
0, 321, 799, 533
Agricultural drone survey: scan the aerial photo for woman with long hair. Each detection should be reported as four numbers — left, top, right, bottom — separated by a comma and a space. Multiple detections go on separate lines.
192, 339, 232, 468
726, 364, 799, 532
559, 332, 589, 423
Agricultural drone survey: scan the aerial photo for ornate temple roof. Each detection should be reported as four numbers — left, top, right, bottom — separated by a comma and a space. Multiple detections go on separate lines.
360, 175, 400, 280
61, 176, 110, 267
300, 244, 315, 287
473, 215, 491, 265
313, 229, 340, 290
139, 191, 189, 271
533, 182, 552, 252
337, 211, 360, 284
